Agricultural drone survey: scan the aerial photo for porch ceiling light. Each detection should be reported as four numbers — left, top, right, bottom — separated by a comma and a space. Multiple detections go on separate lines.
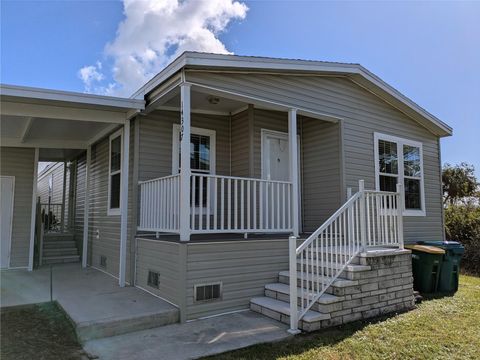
207, 96, 220, 105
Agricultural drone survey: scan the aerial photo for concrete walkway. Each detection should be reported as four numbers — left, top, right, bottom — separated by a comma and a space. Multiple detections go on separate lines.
84, 310, 291, 360
1, 264, 179, 340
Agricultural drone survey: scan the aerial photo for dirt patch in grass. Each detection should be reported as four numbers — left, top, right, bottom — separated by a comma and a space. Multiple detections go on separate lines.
206, 275, 480, 360
1, 302, 93, 360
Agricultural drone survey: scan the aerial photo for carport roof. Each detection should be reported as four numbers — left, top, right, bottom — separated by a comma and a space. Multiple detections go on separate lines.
0, 84, 145, 154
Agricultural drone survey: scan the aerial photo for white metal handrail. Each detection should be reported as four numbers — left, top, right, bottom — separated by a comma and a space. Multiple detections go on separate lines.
288, 180, 404, 333
40, 203, 64, 233
138, 174, 180, 232
190, 174, 293, 234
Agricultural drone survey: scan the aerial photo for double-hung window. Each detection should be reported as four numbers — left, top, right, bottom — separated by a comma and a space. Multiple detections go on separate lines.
172, 124, 216, 209
108, 129, 123, 215
374, 133, 425, 216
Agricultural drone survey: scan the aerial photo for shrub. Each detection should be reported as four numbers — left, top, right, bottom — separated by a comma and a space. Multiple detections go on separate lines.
444, 203, 480, 275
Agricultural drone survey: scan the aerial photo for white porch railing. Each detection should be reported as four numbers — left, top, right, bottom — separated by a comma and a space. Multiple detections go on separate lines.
138, 173, 293, 235
40, 202, 64, 232
288, 180, 404, 333
138, 174, 180, 232
190, 174, 293, 233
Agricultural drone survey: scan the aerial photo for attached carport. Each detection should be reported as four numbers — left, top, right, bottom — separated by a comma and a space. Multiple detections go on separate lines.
0, 84, 144, 286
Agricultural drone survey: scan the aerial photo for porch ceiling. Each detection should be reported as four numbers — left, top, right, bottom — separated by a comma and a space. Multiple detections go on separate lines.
0, 84, 145, 154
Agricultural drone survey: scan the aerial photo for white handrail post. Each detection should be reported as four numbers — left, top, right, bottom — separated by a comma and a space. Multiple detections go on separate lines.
179, 83, 191, 241
396, 183, 405, 249
347, 187, 352, 200
289, 108, 299, 237
359, 180, 367, 252
288, 236, 300, 334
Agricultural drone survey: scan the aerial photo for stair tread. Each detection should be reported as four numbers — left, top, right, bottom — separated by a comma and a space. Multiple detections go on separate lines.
279, 271, 359, 287
251, 297, 330, 322
265, 283, 342, 304
297, 260, 371, 272
43, 255, 80, 260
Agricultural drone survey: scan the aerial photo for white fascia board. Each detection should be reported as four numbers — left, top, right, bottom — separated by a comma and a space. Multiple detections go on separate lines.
0, 83, 145, 110
1, 137, 87, 149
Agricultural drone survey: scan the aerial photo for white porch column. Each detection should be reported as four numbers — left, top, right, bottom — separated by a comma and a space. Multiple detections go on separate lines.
82, 146, 91, 268
288, 108, 299, 237
28, 148, 39, 271
179, 83, 191, 241
119, 119, 130, 287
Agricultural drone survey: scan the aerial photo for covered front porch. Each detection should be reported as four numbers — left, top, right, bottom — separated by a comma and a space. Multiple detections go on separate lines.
136, 79, 343, 241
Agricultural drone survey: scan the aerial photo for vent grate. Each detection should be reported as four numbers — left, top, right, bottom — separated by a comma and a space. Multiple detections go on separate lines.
195, 282, 222, 302
147, 270, 160, 288
100, 255, 107, 268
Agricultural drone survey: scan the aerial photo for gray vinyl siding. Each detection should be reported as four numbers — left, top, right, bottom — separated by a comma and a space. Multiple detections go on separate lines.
301, 119, 341, 232
37, 162, 69, 226
138, 110, 231, 182
185, 239, 289, 320
0, 147, 35, 268
73, 121, 136, 281
74, 156, 86, 252
185, 72, 444, 242
135, 239, 180, 305
230, 110, 249, 177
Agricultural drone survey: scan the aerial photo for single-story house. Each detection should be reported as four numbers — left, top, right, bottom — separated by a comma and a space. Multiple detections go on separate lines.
0, 52, 452, 333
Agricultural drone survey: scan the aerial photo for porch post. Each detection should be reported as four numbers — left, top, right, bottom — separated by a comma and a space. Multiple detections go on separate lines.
82, 146, 91, 268
119, 119, 130, 287
179, 83, 191, 241
28, 148, 39, 271
288, 108, 299, 237
61, 161, 67, 232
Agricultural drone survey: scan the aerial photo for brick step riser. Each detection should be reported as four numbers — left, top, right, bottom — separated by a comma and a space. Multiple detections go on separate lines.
278, 274, 339, 295
298, 254, 361, 265
43, 249, 79, 256
265, 289, 343, 314
43, 257, 80, 265
249, 303, 320, 332
43, 242, 77, 248
296, 264, 369, 277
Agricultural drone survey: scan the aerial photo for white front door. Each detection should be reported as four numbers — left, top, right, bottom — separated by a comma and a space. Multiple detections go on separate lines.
261, 130, 301, 230
1, 176, 15, 269
262, 131, 290, 182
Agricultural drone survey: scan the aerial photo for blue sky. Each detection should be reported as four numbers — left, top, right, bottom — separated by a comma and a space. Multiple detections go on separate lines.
1, 1, 479, 173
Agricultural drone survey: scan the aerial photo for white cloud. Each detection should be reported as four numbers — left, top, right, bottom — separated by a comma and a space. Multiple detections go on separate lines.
79, 0, 248, 97
78, 63, 105, 92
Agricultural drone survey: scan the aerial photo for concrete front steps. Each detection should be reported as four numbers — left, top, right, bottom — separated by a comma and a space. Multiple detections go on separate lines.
250, 249, 415, 332
42, 233, 80, 264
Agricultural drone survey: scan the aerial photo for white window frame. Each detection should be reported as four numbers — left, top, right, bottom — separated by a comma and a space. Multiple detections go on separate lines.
374, 132, 426, 217
172, 124, 216, 212
107, 128, 123, 216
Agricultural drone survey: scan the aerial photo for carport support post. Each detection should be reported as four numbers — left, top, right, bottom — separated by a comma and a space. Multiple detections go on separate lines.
289, 108, 299, 237
179, 83, 191, 241
119, 119, 130, 287
82, 146, 91, 268
28, 148, 39, 271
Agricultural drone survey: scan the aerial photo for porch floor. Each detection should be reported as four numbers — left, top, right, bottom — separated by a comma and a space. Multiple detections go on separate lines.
0, 264, 179, 341
136, 232, 310, 243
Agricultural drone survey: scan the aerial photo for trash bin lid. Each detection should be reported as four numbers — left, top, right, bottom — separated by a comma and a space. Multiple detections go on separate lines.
405, 244, 445, 255
418, 241, 465, 254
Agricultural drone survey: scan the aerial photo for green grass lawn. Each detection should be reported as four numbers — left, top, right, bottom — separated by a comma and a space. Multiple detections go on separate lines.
208, 275, 480, 360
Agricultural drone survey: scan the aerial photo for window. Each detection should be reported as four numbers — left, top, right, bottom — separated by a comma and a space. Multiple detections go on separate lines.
108, 129, 123, 215
147, 270, 160, 289
194, 282, 222, 302
374, 133, 425, 216
172, 124, 216, 209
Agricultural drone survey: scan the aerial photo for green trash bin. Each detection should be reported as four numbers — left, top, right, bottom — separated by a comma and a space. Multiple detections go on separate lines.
418, 241, 465, 293
405, 244, 445, 294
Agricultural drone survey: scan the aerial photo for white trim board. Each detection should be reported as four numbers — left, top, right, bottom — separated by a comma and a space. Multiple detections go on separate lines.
373, 132, 426, 217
